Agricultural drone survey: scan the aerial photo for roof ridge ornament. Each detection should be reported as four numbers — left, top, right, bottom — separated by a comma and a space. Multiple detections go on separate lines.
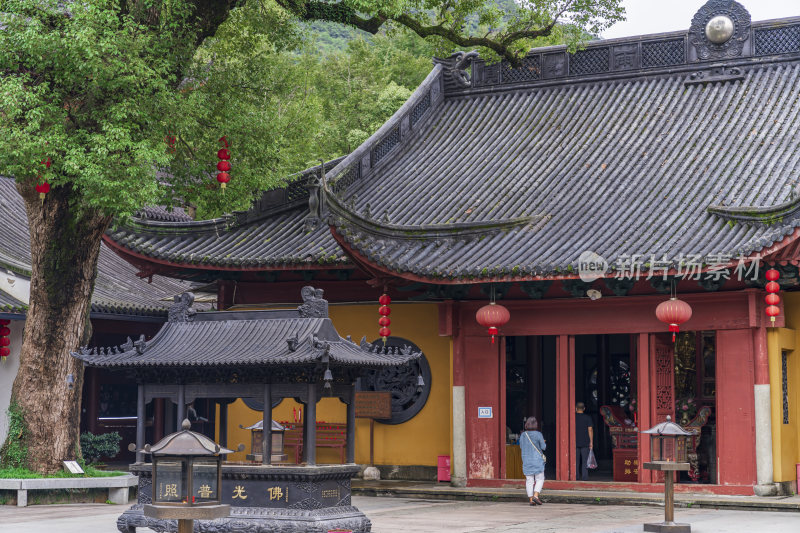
168, 292, 196, 322
433, 51, 479, 88
297, 286, 328, 318
689, 0, 751, 60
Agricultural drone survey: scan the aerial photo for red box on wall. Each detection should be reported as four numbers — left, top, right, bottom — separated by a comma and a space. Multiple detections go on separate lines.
437, 455, 451, 482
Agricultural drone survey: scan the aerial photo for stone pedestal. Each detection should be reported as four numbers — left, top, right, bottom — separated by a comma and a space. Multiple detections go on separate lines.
119, 463, 370, 533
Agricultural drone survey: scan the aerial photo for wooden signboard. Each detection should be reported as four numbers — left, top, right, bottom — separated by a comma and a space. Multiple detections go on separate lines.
355, 391, 391, 419
354, 391, 391, 467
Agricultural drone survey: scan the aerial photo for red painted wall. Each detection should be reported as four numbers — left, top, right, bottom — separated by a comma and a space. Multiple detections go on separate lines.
463, 335, 503, 479
716, 329, 757, 486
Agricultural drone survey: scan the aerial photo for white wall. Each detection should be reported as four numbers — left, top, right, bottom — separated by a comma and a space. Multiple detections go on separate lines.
0, 319, 24, 444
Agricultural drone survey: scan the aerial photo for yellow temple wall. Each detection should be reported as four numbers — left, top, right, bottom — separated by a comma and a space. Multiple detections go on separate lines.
769, 292, 800, 484
219, 302, 452, 467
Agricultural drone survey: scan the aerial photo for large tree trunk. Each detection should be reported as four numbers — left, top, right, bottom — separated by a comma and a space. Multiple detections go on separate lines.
5, 182, 111, 473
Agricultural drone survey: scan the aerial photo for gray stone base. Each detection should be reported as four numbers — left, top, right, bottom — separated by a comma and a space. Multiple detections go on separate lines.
357, 464, 438, 481
753, 483, 778, 497
644, 522, 691, 533
117, 504, 371, 533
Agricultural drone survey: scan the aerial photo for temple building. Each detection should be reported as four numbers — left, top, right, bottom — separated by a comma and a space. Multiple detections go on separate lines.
102, 1, 800, 495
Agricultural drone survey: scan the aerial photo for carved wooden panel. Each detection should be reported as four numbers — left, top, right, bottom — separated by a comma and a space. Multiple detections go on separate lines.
653, 335, 675, 422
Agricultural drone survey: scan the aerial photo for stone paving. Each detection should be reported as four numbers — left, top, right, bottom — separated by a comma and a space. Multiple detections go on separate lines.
0, 496, 798, 532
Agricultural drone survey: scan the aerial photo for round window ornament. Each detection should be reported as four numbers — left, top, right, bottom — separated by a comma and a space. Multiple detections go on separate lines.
705, 15, 734, 44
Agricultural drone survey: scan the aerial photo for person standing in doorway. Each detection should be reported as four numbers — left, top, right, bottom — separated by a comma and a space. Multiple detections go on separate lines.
575, 402, 593, 481
520, 417, 546, 505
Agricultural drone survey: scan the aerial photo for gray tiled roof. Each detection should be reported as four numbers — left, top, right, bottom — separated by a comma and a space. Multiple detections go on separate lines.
0, 177, 203, 318
0, 289, 26, 314
74, 310, 419, 368
106, 159, 350, 270
135, 205, 193, 223
324, 55, 800, 281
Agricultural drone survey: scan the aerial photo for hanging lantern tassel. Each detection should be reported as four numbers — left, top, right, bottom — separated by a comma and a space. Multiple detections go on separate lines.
765, 268, 781, 325
475, 302, 511, 344
655, 297, 693, 342
379, 293, 391, 344
0, 319, 10, 361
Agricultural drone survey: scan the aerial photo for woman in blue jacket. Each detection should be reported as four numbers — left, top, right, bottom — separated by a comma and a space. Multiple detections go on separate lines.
519, 417, 546, 505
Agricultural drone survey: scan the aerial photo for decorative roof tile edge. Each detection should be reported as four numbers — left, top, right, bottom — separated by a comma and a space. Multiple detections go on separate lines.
324, 189, 540, 240
708, 196, 800, 225
113, 157, 347, 236
323, 64, 444, 197
444, 14, 800, 96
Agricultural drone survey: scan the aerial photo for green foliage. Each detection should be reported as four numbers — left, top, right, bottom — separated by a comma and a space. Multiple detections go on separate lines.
0, 402, 28, 469
0, 466, 125, 478
281, 0, 625, 63
79, 432, 122, 465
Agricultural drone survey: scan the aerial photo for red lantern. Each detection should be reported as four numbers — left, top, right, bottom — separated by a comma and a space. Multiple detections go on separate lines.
217, 148, 231, 160
655, 297, 692, 342
216, 172, 230, 189
475, 302, 511, 344
217, 160, 231, 172
765, 269, 781, 325
378, 293, 392, 342
766, 281, 780, 293
0, 320, 8, 359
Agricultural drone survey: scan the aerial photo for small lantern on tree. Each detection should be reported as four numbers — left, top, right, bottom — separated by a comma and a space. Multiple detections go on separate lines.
655, 297, 692, 342
216, 137, 231, 191
0, 319, 10, 360
35, 157, 52, 205
378, 293, 391, 343
765, 268, 781, 325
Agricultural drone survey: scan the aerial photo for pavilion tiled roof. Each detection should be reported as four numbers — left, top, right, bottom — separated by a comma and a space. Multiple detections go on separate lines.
321, 10, 800, 282
74, 289, 420, 368
0, 289, 26, 314
0, 177, 204, 318
105, 158, 350, 271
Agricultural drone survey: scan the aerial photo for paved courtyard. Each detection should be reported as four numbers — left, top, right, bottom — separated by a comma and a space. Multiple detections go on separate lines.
0, 496, 797, 533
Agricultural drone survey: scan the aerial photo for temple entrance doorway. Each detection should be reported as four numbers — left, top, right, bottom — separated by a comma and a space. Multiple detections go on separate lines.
505, 336, 556, 479
574, 334, 634, 482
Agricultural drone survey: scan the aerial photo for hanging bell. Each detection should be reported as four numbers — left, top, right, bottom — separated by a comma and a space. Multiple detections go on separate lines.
416, 374, 424, 393
323, 367, 333, 392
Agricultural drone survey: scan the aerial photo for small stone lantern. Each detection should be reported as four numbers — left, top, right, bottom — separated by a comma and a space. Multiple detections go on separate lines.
143, 419, 232, 533
244, 420, 288, 463
642, 416, 693, 533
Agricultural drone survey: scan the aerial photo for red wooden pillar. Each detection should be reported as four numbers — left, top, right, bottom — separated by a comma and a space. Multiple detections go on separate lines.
556, 335, 576, 481
716, 329, 757, 486
463, 335, 503, 480
87, 368, 99, 434
636, 333, 652, 483
499, 337, 507, 480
